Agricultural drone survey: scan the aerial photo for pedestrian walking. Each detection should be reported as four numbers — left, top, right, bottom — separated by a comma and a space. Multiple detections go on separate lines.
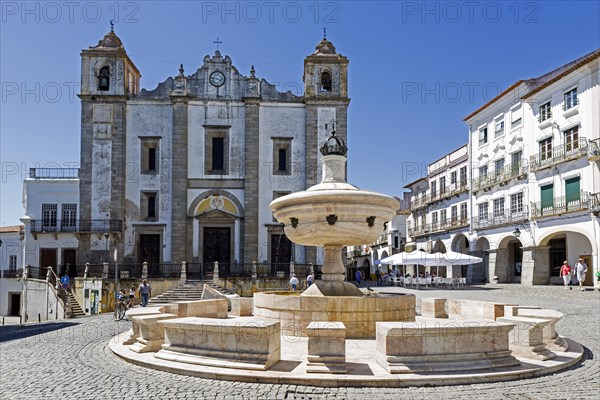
376, 266, 383, 287
128, 285, 136, 308
560, 261, 572, 289
575, 258, 588, 291
306, 273, 314, 287
290, 274, 299, 290
138, 279, 152, 307
355, 269, 362, 287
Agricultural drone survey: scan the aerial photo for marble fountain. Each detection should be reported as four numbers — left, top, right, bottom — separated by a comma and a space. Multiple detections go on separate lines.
110, 132, 583, 387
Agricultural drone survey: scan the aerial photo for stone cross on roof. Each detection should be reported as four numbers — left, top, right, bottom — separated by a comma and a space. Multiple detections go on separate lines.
213, 37, 223, 51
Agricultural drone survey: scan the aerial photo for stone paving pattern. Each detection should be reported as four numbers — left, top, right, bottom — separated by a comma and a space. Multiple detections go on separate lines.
0, 284, 598, 399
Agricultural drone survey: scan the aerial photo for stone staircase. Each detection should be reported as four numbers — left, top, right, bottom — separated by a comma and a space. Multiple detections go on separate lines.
148, 281, 235, 305
59, 287, 85, 318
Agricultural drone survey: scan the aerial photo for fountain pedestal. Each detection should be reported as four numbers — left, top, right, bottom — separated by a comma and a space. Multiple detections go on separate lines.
302, 244, 363, 297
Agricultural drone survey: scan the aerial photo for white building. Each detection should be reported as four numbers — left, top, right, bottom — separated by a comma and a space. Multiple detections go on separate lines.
20, 168, 80, 278
465, 49, 600, 286
405, 145, 473, 280
0, 225, 24, 317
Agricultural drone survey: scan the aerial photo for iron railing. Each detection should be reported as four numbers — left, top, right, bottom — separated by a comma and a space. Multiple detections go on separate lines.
411, 181, 469, 210
537, 109, 552, 123
30, 219, 123, 233
473, 162, 527, 192
26, 266, 45, 279
472, 207, 529, 230
531, 191, 590, 219
429, 181, 470, 203
562, 97, 579, 111
186, 263, 203, 280
29, 168, 79, 179
1, 269, 22, 278
529, 137, 589, 172
408, 217, 469, 237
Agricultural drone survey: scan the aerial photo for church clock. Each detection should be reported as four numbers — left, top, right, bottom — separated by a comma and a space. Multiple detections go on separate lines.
209, 71, 225, 87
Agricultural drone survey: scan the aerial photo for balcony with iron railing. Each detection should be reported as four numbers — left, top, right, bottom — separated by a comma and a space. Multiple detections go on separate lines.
408, 217, 469, 238
410, 181, 469, 211
29, 168, 79, 179
531, 191, 590, 219
410, 194, 429, 211
429, 180, 470, 203
30, 219, 123, 233
529, 138, 589, 172
473, 162, 528, 192
472, 207, 529, 230
1, 268, 23, 279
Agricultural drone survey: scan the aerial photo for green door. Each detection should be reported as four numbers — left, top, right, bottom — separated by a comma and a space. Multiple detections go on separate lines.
540, 184, 554, 215
565, 177, 581, 210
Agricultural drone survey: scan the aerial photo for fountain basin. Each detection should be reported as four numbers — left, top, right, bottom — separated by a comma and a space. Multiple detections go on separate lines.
270, 188, 399, 246
253, 291, 416, 339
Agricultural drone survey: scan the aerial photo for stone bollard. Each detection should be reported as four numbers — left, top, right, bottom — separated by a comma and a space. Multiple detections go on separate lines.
306, 321, 347, 374
141, 262, 148, 279
517, 308, 568, 352
498, 316, 556, 360
213, 261, 219, 283
252, 261, 257, 280
421, 298, 447, 318
504, 305, 541, 317
230, 297, 254, 317
179, 261, 187, 285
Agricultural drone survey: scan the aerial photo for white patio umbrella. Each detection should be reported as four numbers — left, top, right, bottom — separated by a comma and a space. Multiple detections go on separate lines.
440, 251, 483, 265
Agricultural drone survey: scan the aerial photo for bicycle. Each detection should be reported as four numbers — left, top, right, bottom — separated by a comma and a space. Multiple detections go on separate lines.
113, 296, 127, 321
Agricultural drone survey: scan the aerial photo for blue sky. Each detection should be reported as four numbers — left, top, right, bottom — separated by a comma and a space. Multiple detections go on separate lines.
1, 1, 599, 225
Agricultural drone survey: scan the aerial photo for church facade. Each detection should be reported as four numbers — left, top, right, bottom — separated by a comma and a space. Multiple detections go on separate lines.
77, 29, 350, 269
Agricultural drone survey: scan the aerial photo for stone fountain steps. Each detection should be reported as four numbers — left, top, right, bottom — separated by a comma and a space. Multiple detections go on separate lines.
148, 282, 233, 305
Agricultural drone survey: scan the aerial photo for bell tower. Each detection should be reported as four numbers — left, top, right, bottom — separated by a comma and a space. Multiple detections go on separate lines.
303, 34, 349, 99
303, 33, 350, 264
78, 27, 140, 263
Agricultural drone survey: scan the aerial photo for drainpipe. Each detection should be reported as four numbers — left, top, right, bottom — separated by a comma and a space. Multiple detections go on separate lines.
468, 125, 474, 247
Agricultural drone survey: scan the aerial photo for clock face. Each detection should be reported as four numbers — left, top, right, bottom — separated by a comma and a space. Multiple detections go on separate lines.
209, 71, 225, 87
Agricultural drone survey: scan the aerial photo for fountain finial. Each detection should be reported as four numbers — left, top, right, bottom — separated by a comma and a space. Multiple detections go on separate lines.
319, 122, 347, 156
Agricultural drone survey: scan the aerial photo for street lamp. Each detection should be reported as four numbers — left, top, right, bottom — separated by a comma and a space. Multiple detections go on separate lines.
104, 233, 110, 263
512, 227, 522, 238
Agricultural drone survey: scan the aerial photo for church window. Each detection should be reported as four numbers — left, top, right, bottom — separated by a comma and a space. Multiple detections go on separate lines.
278, 149, 287, 172
140, 137, 160, 174
272, 137, 292, 175
212, 138, 224, 171
142, 192, 158, 220
98, 67, 110, 91
320, 71, 332, 92
204, 127, 229, 175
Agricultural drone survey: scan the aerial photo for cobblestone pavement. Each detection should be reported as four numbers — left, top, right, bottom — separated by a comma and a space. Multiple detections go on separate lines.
0, 284, 598, 400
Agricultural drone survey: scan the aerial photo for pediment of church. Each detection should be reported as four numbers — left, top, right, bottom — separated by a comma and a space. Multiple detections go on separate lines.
137, 51, 301, 102
195, 208, 238, 222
